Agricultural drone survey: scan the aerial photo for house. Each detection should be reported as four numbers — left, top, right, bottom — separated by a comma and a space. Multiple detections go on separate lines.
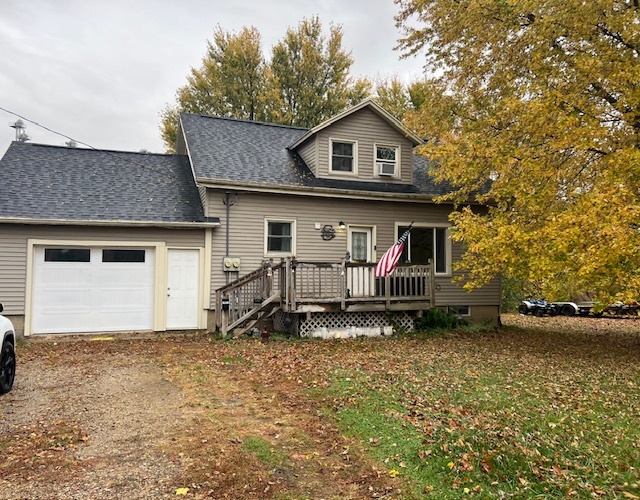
0, 99, 500, 337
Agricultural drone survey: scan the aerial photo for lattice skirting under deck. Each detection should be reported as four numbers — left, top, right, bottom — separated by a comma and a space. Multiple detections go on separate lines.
273, 310, 415, 338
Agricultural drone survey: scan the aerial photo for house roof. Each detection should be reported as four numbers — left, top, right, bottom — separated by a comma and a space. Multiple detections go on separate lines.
0, 142, 217, 227
180, 113, 453, 199
287, 98, 423, 150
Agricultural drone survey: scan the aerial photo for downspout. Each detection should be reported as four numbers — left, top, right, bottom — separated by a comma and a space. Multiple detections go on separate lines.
225, 191, 230, 285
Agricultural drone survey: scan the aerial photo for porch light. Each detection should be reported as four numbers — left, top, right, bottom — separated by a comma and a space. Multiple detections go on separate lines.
338, 221, 346, 229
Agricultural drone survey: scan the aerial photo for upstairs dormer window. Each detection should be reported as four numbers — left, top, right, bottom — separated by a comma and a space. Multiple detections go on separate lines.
330, 139, 357, 175
375, 144, 399, 177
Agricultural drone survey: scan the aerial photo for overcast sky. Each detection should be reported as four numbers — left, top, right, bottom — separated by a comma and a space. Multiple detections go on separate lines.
0, 0, 426, 155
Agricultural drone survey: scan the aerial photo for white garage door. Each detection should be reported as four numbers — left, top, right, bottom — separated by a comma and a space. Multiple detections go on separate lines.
32, 246, 155, 334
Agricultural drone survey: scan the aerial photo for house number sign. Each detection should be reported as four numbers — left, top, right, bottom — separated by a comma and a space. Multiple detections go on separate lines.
321, 225, 336, 240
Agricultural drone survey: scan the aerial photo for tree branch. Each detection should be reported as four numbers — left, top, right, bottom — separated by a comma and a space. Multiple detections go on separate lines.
596, 23, 639, 56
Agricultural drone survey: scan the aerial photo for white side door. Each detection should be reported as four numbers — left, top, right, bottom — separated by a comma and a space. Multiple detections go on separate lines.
347, 227, 374, 297
166, 249, 200, 329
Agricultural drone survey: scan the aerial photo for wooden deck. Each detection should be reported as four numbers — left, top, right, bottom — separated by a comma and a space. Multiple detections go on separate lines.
214, 259, 434, 335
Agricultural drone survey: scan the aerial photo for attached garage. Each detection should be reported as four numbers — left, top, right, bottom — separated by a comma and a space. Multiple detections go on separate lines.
0, 142, 220, 337
32, 246, 155, 334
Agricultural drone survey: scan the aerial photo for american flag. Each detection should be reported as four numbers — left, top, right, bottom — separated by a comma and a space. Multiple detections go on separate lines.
374, 224, 413, 278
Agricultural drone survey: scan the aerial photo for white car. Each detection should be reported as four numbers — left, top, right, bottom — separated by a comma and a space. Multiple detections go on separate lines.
0, 303, 16, 394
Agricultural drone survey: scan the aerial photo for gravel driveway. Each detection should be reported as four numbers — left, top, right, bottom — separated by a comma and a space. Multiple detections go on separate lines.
0, 338, 195, 499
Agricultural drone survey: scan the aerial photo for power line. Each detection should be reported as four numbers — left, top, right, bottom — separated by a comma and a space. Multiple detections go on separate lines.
1, 105, 100, 151
0, 105, 169, 173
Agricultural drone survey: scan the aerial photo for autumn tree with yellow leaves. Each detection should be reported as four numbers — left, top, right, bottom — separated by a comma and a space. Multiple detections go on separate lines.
397, 0, 640, 304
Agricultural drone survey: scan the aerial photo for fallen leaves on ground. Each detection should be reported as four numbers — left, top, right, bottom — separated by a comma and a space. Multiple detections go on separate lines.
3, 313, 640, 498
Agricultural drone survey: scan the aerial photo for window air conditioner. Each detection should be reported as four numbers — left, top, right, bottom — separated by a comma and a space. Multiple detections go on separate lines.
377, 161, 396, 176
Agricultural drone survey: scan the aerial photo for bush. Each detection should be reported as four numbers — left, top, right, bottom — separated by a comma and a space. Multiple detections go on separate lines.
414, 308, 468, 331
502, 274, 527, 312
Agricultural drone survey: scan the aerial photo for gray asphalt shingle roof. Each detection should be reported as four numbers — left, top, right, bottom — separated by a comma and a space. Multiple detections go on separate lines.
181, 113, 453, 197
0, 142, 212, 224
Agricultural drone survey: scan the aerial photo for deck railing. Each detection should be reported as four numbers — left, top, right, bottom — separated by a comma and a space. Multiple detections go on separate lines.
285, 260, 434, 310
215, 260, 282, 334
215, 258, 434, 333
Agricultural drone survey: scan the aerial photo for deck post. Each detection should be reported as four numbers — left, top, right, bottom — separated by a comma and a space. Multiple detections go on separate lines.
429, 258, 435, 306
290, 258, 297, 311
215, 289, 222, 331
340, 259, 347, 310
280, 262, 287, 309
385, 273, 391, 308
221, 293, 229, 336
263, 259, 273, 298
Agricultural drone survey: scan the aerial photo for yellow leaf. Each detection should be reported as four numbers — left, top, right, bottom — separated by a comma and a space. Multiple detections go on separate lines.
623, 493, 639, 499
175, 487, 189, 495
388, 469, 400, 477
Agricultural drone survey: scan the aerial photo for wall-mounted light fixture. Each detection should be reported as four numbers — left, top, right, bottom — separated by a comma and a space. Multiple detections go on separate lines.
338, 221, 346, 229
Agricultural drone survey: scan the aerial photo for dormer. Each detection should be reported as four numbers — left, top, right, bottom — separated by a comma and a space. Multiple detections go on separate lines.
288, 99, 422, 185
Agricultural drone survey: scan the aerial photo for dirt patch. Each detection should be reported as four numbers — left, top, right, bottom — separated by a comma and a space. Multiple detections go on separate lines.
0, 342, 190, 499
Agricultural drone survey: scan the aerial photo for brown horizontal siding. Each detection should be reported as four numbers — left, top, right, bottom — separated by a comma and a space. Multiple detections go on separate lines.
198, 186, 208, 216
297, 138, 317, 175
0, 224, 206, 314
434, 275, 501, 307
0, 230, 28, 312
207, 190, 501, 307
316, 108, 414, 184
434, 241, 501, 306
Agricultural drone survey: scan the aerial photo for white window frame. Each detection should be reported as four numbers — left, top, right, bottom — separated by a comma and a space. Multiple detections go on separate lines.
448, 305, 471, 317
264, 218, 297, 257
347, 225, 376, 263
374, 143, 400, 178
329, 138, 358, 176
394, 222, 452, 276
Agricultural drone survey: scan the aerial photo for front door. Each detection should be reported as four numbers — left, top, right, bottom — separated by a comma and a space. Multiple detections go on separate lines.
347, 227, 374, 297
167, 249, 200, 329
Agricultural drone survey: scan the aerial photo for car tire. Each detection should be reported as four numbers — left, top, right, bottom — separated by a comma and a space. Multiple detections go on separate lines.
0, 340, 15, 394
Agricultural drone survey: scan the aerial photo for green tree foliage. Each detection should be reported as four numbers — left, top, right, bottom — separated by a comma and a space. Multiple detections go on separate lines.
374, 77, 431, 121
161, 18, 371, 151
160, 26, 266, 151
269, 16, 363, 127
397, 0, 640, 304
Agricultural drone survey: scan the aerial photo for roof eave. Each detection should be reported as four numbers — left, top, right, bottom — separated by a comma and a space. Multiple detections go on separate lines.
195, 177, 446, 203
0, 217, 220, 228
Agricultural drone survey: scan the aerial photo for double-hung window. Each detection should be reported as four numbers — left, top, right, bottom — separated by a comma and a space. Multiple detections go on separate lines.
330, 139, 357, 174
375, 144, 399, 177
397, 225, 450, 274
265, 219, 296, 256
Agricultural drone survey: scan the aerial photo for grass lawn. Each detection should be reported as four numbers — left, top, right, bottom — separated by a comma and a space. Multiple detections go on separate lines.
324, 318, 640, 498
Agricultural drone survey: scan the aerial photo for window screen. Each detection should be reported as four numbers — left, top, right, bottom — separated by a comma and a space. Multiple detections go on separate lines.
331, 141, 354, 172
267, 221, 293, 253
